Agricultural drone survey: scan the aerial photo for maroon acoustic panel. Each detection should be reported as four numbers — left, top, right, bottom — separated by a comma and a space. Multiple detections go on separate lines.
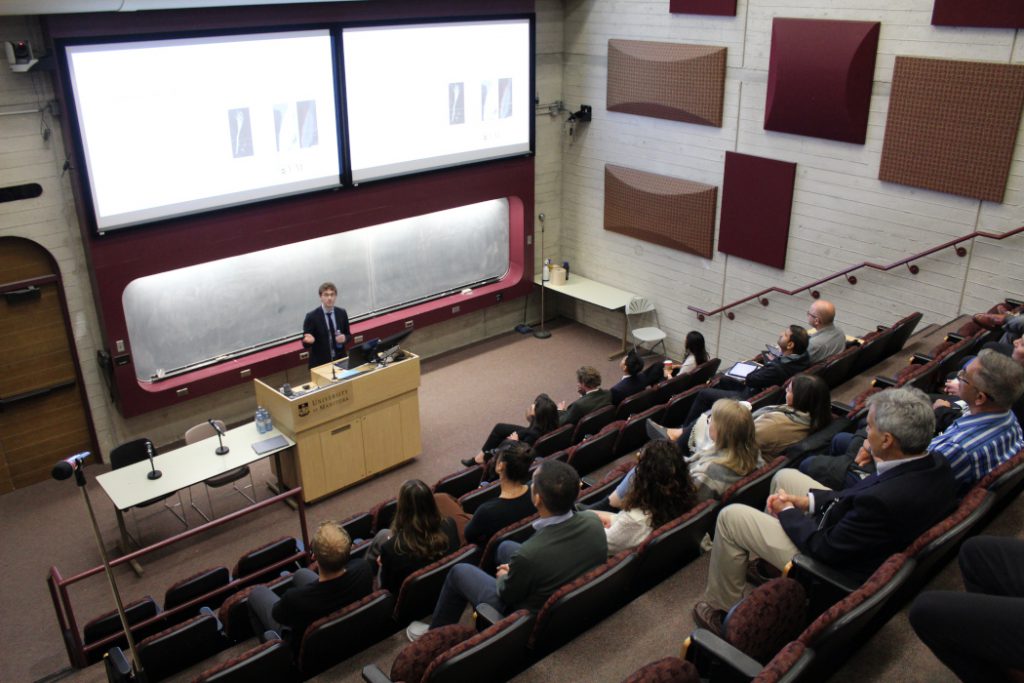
604, 164, 717, 259
879, 56, 1024, 203
718, 152, 796, 270
669, 0, 736, 16
607, 40, 726, 127
932, 0, 1024, 28
764, 18, 880, 144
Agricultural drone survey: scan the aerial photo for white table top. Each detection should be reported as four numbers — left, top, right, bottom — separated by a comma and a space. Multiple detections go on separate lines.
534, 273, 635, 311
96, 422, 294, 510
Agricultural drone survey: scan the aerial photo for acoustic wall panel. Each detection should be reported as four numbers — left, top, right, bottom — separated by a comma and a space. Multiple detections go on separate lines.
879, 57, 1024, 203
764, 18, 880, 144
718, 152, 796, 270
607, 40, 726, 128
932, 0, 1024, 28
669, 0, 736, 16
604, 164, 717, 259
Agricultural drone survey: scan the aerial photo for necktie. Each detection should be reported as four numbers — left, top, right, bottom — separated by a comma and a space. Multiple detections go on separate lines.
326, 311, 337, 360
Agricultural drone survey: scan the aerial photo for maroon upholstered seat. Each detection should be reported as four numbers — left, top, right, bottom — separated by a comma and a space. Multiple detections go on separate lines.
621, 656, 700, 683
297, 589, 396, 677
232, 536, 301, 582
723, 578, 806, 664
752, 640, 811, 683
614, 403, 666, 457
393, 545, 479, 624
478, 513, 538, 574
371, 497, 399, 534
634, 500, 717, 588
720, 456, 787, 508
190, 638, 292, 683
390, 624, 476, 683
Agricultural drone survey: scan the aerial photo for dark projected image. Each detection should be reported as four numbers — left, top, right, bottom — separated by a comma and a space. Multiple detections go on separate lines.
228, 107, 253, 158
448, 82, 465, 125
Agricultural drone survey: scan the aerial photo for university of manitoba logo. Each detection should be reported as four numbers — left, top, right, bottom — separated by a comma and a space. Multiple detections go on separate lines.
297, 402, 310, 417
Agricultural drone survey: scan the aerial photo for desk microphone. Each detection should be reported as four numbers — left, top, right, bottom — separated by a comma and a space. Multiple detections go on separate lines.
51, 451, 90, 481
208, 419, 229, 455
146, 441, 162, 480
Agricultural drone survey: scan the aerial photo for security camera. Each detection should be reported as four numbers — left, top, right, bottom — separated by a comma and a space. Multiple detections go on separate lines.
5, 40, 38, 72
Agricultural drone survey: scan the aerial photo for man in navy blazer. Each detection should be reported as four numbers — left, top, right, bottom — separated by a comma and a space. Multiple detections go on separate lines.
693, 387, 958, 634
302, 282, 350, 368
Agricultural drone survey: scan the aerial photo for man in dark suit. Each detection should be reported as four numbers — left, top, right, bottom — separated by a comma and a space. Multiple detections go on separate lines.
610, 350, 649, 405
558, 366, 612, 425
693, 387, 958, 634
302, 281, 350, 368
681, 325, 810, 427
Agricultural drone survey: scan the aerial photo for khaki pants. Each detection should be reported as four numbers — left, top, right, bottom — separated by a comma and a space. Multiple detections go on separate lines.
703, 469, 829, 610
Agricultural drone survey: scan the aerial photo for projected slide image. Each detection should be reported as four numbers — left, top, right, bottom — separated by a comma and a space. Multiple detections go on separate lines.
481, 80, 498, 121
499, 78, 513, 119
449, 82, 465, 125
228, 107, 253, 158
297, 100, 319, 148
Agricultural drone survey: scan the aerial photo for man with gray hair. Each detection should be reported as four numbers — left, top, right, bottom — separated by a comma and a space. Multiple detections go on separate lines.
930, 349, 1024, 489
692, 387, 958, 635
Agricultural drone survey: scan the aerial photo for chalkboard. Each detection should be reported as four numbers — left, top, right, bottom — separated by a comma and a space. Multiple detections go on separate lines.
124, 198, 509, 380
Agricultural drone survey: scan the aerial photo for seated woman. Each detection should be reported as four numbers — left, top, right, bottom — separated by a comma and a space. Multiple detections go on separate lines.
648, 374, 831, 456
613, 398, 763, 505
377, 480, 460, 595
610, 350, 649, 405
642, 330, 710, 385
461, 394, 559, 468
463, 443, 537, 547
592, 440, 697, 555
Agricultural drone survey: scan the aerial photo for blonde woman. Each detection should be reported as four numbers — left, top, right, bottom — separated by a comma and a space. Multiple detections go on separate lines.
687, 399, 763, 501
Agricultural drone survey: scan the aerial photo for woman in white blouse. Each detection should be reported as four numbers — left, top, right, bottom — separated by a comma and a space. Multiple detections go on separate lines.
592, 440, 697, 555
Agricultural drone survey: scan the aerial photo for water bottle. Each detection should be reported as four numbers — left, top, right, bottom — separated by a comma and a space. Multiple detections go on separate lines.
542, 258, 550, 282
262, 408, 273, 434
255, 406, 267, 433
562, 260, 570, 280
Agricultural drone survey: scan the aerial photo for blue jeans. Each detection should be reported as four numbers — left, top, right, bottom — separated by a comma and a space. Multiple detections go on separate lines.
429, 541, 521, 628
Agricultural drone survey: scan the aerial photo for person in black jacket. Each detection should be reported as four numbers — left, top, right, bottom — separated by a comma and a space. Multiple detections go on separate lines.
610, 350, 649, 405
681, 325, 810, 428
302, 282, 351, 368
464, 443, 537, 547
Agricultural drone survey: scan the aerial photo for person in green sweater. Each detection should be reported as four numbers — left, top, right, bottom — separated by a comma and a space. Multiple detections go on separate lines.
406, 459, 607, 641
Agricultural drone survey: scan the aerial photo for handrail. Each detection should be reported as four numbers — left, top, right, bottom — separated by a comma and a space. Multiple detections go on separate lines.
688, 225, 1024, 320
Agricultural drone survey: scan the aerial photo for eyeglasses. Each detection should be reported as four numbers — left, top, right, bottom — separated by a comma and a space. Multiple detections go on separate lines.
806, 310, 820, 320
956, 369, 970, 385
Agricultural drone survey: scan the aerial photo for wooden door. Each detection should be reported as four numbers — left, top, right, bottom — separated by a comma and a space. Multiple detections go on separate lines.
0, 237, 95, 492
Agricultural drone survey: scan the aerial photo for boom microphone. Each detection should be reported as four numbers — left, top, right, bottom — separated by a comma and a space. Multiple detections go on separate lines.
207, 419, 225, 435
51, 451, 91, 481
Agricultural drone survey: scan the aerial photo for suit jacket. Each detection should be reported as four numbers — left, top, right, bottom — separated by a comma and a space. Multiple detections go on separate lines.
745, 352, 810, 392
496, 511, 607, 612
778, 453, 958, 579
302, 306, 350, 368
559, 388, 612, 426
610, 374, 649, 405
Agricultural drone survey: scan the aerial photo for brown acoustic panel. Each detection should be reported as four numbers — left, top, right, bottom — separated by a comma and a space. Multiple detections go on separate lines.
879, 57, 1024, 203
604, 164, 717, 259
764, 18, 880, 144
718, 152, 796, 270
607, 40, 726, 128
670, 0, 736, 16
932, 0, 1024, 28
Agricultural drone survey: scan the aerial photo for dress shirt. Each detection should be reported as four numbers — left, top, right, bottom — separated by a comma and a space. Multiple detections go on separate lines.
929, 410, 1024, 487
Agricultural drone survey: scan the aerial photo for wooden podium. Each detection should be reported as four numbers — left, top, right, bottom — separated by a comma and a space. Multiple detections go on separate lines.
254, 353, 422, 503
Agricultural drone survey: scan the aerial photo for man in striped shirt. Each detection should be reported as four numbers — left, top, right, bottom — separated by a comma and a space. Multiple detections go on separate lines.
929, 349, 1024, 490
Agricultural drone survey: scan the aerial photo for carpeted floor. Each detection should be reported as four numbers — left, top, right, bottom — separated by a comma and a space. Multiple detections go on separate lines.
5, 318, 1019, 683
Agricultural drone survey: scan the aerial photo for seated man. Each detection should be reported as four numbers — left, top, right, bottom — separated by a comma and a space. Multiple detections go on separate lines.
929, 349, 1024, 490
610, 350, 648, 405
806, 300, 846, 363
681, 325, 810, 428
558, 366, 613, 425
910, 535, 1024, 682
248, 521, 373, 647
802, 349, 1024, 491
406, 460, 607, 641
692, 388, 958, 634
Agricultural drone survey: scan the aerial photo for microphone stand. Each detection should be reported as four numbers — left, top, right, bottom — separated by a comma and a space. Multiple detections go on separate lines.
209, 420, 229, 455
65, 464, 148, 682
534, 212, 551, 340
145, 441, 161, 481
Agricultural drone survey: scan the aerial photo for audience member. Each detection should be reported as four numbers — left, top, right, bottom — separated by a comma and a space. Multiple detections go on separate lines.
642, 330, 710, 385
648, 374, 832, 456
692, 388, 957, 635
610, 350, 649, 405
680, 325, 810, 428
463, 443, 537, 547
910, 535, 1024, 683
592, 440, 697, 555
405, 460, 606, 641
806, 300, 846, 363
248, 521, 373, 647
558, 366, 612, 425
377, 480, 460, 595
972, 306, 1024, 346
461, 393, 558, 469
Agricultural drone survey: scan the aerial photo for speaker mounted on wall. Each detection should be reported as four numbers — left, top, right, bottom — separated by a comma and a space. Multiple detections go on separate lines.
879, 56, 1024, 203
607, 40, 726, 128
718, 152, 797, 270
604, 164, 717, 259
669, 0, 737, 16
764, 18, 880, 144
932, 0, 1024, 28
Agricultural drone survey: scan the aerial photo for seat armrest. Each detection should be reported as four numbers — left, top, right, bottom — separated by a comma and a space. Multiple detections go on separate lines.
1005, 298, 1024, 308
876, 325, 890, 333
830, 401, 852, 415
362, 664, 393, 683
871, 376, 897, 389
580, 475, 596, 488
103, 647, 133, 682
911, 353, 934, 365
683, 629, 763, 680
263, 629, 281, 642
786, 554, 861, 594
474, 603, 504, 629
944, 332, 965, 344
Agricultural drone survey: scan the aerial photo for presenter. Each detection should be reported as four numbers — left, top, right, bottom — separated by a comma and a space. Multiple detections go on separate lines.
302, 282, 350, 367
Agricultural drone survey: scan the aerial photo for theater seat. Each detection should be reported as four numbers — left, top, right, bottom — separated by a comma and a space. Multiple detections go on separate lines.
393, 545, 479, 625
297, 590, 397, 678
532, 423, 575, 458
233, 536, 302, 583
614, 404, 666, 457
719, 456, 787, 510
137, 609, 227, 682
478, 514, 538, 575
163, 566, 231, 623
572, 405, 617, 444
621, 657, 700, 683
190, 638, 293, 683
217, 574, 294, 643
83, 596, 163, 663
433, 466, 485, 500
566, 428, 619, 477
634, 500, 717, 590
